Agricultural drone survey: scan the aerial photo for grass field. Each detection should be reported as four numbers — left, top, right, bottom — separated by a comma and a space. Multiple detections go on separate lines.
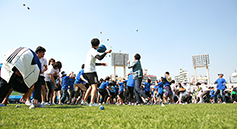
0, 104, 237, 129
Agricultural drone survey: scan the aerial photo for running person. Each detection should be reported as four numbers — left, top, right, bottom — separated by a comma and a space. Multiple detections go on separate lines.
81, 38, 112, 106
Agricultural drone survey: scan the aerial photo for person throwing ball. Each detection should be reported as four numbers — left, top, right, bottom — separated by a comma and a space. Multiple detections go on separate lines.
81, 38, 112, 106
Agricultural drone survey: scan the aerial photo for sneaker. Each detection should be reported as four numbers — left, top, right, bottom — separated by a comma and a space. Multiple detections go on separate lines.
44, 102, 51, 106
128, 102, 131, 105
29, 103, 45, 109
222, 102, 226, 104
25, 100, 32, 106
0, 103, 6, 107
89, 103, 99, 107
233, 101, 237, 104
161, 103, 165, 107
81, 100, 88, 105
41, 102, 46, 105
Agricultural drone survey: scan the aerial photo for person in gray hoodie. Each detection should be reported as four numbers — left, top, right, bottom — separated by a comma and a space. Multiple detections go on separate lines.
127, 53, 148, 104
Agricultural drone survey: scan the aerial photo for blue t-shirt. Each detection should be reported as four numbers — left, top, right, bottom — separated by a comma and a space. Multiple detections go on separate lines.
74, 69, 87, 84
110, 86, 116, 93
215, 78, 226, 90
119, 82, 124, 92
144, 82, 152, 92
99, 81, 109, 89
61, 76, 70, 90
211, 90, 214, 97
30, 49, 41, 72
68, 78, 75, 90
164, 76, 171, 86
158, 81, 164, 94
127, 74, 135, 87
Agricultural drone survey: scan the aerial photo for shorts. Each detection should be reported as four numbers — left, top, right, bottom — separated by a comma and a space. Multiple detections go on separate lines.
84, 72, 99, 85
50, 80, 56, 89
54, 85, 62, 91
164, 85, 173, 96
74, 83, 88, 91
118, 91, 124, 98
39, 76, 46, 86
157, 94, 163, 100
11, 75, 29, 93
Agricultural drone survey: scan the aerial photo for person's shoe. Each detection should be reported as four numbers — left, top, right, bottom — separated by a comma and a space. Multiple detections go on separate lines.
41, 102, 46, 105
161, 103, 165, 107
81, 100, 88, 105
25, 100, 32, 106
29, 103, 45, 109
0, 103, 6, 107
233, 101, 237, 104
89, 103, 99, 107
128, 102, 131, 105
144, 98, 149, 104
222, 102, 226, 104
44, 102, 51, 106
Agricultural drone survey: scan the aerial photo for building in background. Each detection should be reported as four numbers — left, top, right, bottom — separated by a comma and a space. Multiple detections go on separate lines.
142, 75, 157, 85
175, 69, 190, 84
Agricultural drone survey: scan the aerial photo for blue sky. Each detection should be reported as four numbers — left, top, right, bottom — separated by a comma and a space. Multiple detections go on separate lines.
0, 0, 236, 83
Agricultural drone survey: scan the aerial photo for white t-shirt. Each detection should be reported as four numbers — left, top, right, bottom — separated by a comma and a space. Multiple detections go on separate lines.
39, 57, 47, 77
84, 48, 101, 73
183, 84, 191, 92
45, 65, 55, 82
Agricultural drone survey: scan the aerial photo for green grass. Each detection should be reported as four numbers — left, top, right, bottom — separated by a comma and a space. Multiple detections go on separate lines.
0, 104, 237, 129
10, 91, 22, 96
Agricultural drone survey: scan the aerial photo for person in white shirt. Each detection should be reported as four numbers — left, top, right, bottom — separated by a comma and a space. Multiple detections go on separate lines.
196, 82, 211, 103
35, 46, 48, 105
45, 60, 61, 105
81, 38, 112, 106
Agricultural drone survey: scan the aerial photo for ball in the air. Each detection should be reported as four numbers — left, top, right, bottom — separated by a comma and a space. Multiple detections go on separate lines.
99, 105, 104, 110
97, 44, 107, 53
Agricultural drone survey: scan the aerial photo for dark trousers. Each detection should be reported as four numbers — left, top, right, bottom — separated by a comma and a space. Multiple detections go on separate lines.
127, 87, 134, 103
214, 89, 226, 103
33, 76, 42, 101
134, 77, 147, 103
99, 89, 108, 103
45, 81, 52, 102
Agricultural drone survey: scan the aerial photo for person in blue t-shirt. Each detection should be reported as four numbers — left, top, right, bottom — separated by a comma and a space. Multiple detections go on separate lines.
60, 71, 73, 104
74, 64, 89, 104
143, 78, 152, 99
214, 73, 226, 103
210, 87, 215, 102
98, 76, 111, 104
126, 72, 135, 105
117, 79, 126, 104
157, 77, 165, 106
109, 81, 117, 104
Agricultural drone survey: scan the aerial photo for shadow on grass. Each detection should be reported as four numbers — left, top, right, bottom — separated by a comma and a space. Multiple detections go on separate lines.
48, 106, 84, 109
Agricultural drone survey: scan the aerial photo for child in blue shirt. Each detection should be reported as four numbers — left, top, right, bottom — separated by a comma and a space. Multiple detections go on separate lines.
117, 79, 126, 104
214, 73, 226, 103
60, 71, 73, 104
157, 77, 165, 107
143, 78, 152, 99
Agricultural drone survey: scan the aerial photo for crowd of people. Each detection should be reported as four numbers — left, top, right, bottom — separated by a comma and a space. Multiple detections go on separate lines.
0, 38, 236, 109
